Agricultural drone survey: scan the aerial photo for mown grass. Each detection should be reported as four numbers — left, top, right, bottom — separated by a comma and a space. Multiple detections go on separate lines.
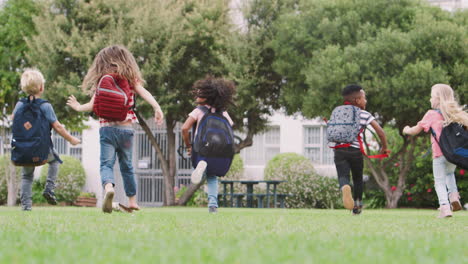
0, 207, 466, 264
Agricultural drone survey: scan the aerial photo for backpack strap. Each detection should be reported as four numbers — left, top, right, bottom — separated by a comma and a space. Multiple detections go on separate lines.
357, 129, 388, 159
430, 128, 440, 145
430, 109, 443, 145
19, 96, 49, 114
190, 106, 208, 149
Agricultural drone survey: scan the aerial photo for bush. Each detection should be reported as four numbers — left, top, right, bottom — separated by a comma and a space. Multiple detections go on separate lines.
78, 192, 96, 198
224, 154, 244, 180
264, 153, 341, 209
399, 158, 467, 209
364, 127, 468, 208
0, 155, 22, 205
222, 154, 246, 193
38, 155, 86, 204
175, 185, 207, 207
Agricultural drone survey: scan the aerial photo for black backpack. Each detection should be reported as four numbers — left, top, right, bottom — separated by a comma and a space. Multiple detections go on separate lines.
431, 123, 468, 170
191, 106, 235, 176
11, 97, 54, 166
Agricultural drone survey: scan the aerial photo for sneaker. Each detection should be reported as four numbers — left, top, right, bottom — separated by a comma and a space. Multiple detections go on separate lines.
352, 206, 361, 215
353, 200, 362, 215
43, 190, 57, 205
449, 192, 462, 212
341, 185, 354, 210
102, 186, 115, 214
209, 206, 218, 214
191, 160, 207, 184
22, 206, 32, 211
438, 204, 453, 218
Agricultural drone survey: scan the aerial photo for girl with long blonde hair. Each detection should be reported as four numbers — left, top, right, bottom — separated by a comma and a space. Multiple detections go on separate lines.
403, 84, 467, 218
67, 45, 164, 213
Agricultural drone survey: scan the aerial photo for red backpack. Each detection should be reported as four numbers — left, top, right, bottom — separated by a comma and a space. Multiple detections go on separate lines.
93, 74, 133, 121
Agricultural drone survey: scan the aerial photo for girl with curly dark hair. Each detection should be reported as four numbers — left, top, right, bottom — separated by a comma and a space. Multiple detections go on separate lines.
181, 76, 236, 213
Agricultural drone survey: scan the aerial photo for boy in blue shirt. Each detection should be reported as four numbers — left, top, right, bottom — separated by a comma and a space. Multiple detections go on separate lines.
12, 69, 80, 211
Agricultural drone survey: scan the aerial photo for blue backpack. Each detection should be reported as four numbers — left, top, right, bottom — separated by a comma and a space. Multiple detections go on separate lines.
191, 106, 235, 176
430, 114, 468, 170
11, 97, 54, 166
327, 105, 362, 144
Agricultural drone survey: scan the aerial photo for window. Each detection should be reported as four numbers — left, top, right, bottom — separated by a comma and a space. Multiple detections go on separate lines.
303, 126, 333, 165
242, 126, 280, 166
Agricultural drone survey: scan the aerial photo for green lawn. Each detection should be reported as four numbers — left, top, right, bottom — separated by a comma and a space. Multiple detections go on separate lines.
0, 207, 467, 264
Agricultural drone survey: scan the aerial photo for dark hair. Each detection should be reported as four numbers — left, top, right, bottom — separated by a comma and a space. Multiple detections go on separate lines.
342, 84, 362, 97
193, 76, 236, 111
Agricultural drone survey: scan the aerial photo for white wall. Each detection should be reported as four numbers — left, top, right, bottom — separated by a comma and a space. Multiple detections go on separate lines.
81, 118, 102, 206
241, 111, 337, 180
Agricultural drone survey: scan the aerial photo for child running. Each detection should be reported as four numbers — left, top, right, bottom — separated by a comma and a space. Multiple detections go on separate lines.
67, 45, 164, 213
181, 76, 235, 213
403, 84, 467, 218
330, 84, 390, 215
13, 68, 81, 211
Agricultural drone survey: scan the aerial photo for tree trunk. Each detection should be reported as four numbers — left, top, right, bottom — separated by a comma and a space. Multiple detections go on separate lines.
165, 120, 176, 206
234, 129, 254, 153
365, 136, 417, 209
383, 189, 403, 209
134, 110, 175, 206
7, 162, 17, 206
177, 179, 205, 205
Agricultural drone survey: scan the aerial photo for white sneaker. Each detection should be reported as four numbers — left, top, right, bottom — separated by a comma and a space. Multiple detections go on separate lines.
191, 160, 207, 184
341, 185, 354, 210
437, 204, 453, 218
102, 186, 115, 213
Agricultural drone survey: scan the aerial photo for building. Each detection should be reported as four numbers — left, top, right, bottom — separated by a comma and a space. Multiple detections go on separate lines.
427, 0, 468, 11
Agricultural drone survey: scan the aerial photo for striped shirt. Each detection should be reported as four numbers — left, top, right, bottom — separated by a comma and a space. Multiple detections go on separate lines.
99, 88, 137, 127
350, 110, 375, 148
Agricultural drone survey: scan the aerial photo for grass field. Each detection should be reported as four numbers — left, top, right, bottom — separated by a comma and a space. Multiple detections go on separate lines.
0, 207, 467, 264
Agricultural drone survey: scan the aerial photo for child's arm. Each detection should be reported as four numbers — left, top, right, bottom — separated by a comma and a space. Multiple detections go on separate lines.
181, 116, 196, 155
134, 84, 164, 125
369, 120, 390, 155
67, 95, 95, 112
51, 121, 81, 145
402, 125, 423, 136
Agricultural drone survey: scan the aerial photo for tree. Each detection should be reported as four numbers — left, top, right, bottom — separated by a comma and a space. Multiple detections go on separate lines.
271, 0, 467, 207
0, 0, 38, 111
0, 0, 39, 205
223, 0, 294, 150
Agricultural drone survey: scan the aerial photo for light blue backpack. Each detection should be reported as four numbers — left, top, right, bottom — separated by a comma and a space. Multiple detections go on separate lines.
326, 105, 362, 144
